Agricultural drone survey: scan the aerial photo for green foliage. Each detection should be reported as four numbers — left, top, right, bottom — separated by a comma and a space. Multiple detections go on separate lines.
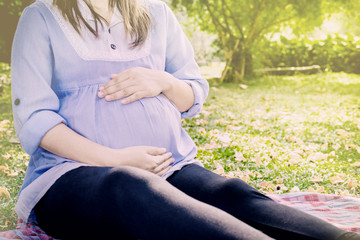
171, 0, 327, 82
183, 70, 360, 196
0, 63, 27, 231
260, 34, 360, 74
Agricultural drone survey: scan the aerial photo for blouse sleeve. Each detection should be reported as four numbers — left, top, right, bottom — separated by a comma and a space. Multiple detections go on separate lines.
11, 5, 66, 155
163, 3, 209, 119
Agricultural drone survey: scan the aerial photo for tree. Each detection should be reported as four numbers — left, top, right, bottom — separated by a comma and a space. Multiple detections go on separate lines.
171, 0, 327, 82
0, 0, 33, 63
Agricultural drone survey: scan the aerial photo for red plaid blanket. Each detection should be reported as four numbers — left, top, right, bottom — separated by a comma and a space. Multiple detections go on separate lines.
270, 193, 360, 234
1, 193, 359, 240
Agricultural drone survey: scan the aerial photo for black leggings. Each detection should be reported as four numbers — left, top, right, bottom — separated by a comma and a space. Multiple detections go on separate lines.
34, 164, 345, 240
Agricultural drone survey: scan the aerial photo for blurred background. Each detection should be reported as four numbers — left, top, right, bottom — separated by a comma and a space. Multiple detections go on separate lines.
0, 0, 359, 82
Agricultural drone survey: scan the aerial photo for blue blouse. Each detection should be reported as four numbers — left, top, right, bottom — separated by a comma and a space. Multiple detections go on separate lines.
11, 0, 208, 222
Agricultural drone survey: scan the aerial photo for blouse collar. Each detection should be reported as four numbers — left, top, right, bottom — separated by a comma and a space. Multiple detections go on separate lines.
77, 0, 123, 28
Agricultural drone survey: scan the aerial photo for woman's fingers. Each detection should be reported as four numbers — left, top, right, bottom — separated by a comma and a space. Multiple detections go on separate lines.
153, 152, 172, 163
99, 74, 127, 91
98, 67, 164, 103
121, 91, 147, 104
154, 158, 175, 175
105, 86, 140, 102
98, 79, 134, 99
157, 165, 172, 177
146, 147, 167, 156
149, 151, 173, 173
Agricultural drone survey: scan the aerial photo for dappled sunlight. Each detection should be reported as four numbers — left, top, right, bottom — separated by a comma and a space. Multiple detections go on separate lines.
182, 73, 360, 197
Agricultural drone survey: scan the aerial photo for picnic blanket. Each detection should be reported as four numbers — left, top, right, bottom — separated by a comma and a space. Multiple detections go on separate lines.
1, 192, 359, 240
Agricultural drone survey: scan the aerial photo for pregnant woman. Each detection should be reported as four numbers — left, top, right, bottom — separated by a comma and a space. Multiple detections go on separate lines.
11, 0, 359, 239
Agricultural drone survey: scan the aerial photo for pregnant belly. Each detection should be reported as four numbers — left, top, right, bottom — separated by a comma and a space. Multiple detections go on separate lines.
96, 94, 182, 149
59, 90, 182, 150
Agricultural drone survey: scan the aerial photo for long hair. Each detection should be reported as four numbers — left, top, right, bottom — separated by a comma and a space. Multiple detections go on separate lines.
53, 0, 151, 47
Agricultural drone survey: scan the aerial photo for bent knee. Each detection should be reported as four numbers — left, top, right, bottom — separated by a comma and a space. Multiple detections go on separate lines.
216, 178, 269, 201
101, 166, 155, 185
98, 166, 162, 197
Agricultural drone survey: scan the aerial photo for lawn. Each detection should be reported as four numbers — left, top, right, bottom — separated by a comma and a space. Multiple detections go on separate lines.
0, 63, 360, 231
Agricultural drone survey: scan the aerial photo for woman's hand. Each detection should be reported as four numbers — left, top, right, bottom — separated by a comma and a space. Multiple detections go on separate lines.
106, 146, 175, 176
98, 67, 171, 104
98, 66, 195, 113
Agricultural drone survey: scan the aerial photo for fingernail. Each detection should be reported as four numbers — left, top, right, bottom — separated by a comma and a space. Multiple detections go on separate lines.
98, 91, 104, 98
121, 99, 128, 104
110, 74, 117, 78
99, 86, 104, 91
105, 95, 112, 101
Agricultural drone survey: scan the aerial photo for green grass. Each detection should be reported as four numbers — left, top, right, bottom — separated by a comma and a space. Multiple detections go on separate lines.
0, 63, 360, 231
0, 64, 29, 231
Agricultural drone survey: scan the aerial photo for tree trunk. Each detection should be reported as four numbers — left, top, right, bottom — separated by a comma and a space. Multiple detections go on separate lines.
220, 46, 252, 83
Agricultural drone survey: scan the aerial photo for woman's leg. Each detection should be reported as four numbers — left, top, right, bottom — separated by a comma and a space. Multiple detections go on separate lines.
34, 166, 273, 240
167, 164, 347, 240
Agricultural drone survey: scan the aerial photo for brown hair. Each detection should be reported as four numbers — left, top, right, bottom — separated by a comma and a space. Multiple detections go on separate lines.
53, 0, 151, 47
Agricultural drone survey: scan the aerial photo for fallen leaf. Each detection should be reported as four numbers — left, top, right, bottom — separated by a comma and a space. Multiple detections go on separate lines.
211, 86, 219, 92
203, 141, 221, 150
284, 135, 303, 144
307, 187, 316, 193
225, 112, 235, 119
0, 165, 8, 171
316, 186, 325, 193
6, 169, 18, 177
351, 162, 360, 168
321, 143, 328, 151
240, 175, 250, 182
251, 171, 263, 178
276, 184, 288, 192
214, 118, 229, 125
200, 109, 211, 118
234, 151, 247, 162
328, 151, 336, 157
0, 187, 10, 198
0, 120, 10, 130
308, 152, 327, 162
267, 183, 276, 191
333, 143, 341, 150
290, 186, 301, 192
310, 176, 323, 183
232, 120, 242, 125
275, 178, 283, 184
288, 152, 302, 165
335, 129, 352, 139
345, 144, 360, 152
255, 155, 262, 167
213, 162, 225, 175
260, 181, 270, 188
198, 127, 206, 134
338, 189, 352, 197
196, 119, 208, 126
329, 173, 346, 184
348, 179, 359, 189
217, 134, 231, 144
1, 153, 11, 160
9, 137, 20, 144
239, 84, 248, 89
